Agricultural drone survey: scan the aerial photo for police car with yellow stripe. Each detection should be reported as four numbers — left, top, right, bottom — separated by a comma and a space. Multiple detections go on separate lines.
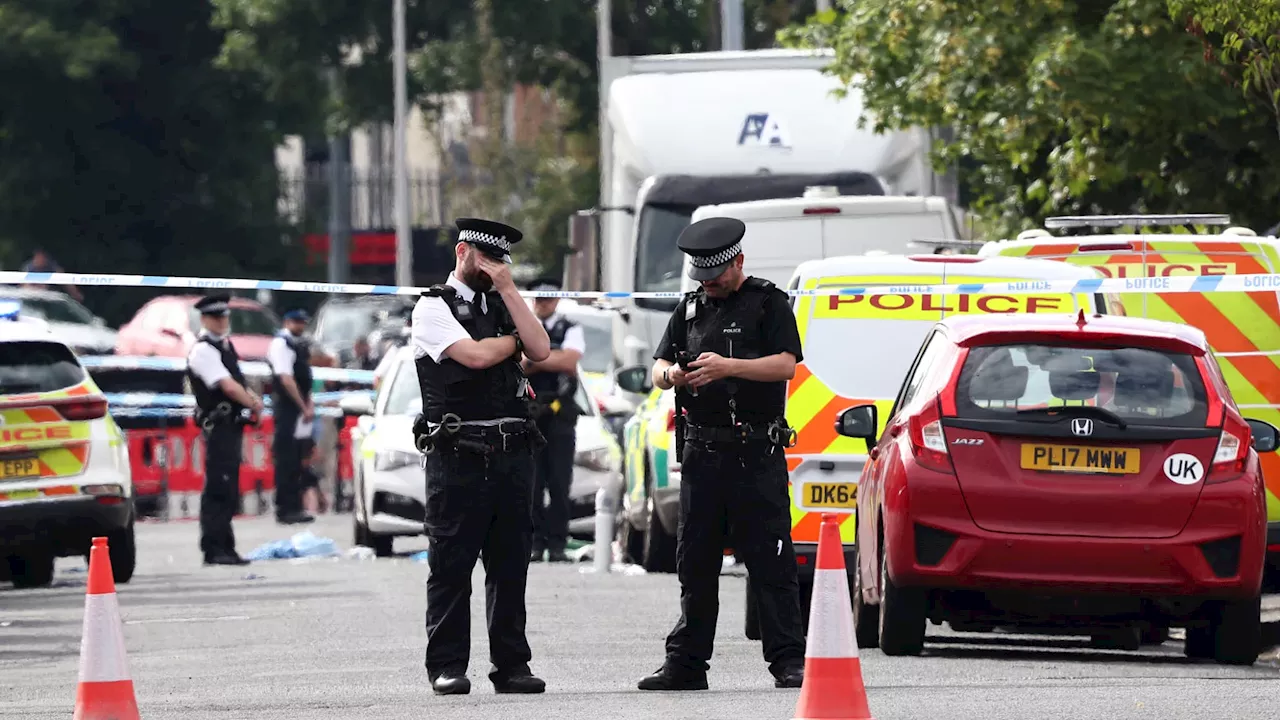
0, 301, 134, 588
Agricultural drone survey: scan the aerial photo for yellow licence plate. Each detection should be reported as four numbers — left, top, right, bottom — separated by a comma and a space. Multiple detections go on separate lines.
1020, 444, 1140, 475
802, 482, 858, 509
0, 457, 40, 481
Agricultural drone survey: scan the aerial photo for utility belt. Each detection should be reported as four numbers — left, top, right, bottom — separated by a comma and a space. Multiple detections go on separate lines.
196, 401, 255, 432
413, 413, 546, 456
683, 419, 798, 448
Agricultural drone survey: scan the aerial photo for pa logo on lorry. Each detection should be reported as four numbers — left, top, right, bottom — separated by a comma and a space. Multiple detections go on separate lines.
738, 113, 791, 149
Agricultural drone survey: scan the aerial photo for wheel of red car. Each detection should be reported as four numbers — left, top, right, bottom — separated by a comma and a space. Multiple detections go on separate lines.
1210, 596, 1262, 666
852, 542, 880, 649
876, 528, 927, 656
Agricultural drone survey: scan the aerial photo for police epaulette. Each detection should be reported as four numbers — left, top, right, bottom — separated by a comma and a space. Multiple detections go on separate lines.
421, 284, 455, 299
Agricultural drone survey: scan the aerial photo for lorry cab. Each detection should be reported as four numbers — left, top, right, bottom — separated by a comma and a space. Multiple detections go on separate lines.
977, 213, 1280, 571
680, 189, 961, 291
750, 253, 1111, 638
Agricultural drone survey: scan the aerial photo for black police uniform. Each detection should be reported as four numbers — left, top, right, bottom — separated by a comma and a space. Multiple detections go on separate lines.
526, 278, 581, 563
415, 218, 546, 696
271, 324, 314, 523
186, 295, 252, 566
640, 217, 807, 691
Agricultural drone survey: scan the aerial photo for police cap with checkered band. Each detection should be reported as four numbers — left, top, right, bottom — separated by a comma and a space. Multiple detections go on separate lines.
678, 217, 746, 281
455, 217, 522, 264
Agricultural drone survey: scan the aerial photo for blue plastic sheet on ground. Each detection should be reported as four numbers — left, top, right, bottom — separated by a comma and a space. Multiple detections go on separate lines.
410, 550, 429, 563
245, 531, 339, 561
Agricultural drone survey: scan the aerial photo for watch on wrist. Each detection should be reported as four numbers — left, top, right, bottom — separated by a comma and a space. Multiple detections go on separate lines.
511, 331, 524, 356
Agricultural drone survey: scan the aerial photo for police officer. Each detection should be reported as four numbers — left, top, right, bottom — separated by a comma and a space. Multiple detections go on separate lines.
411, 218, 551, 696
638, 217, 806, 691
522, 278, 585, 563
267, 309, 318, 525
186, 294, 265, 566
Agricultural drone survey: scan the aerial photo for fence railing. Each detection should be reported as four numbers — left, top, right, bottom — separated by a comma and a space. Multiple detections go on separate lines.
279, 166, 447, 232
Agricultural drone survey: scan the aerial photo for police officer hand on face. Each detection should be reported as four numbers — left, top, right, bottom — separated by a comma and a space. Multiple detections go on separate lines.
638, 217, 807, 692
410, 218, 551, 697
267, 309, 319, 526
521, 278, 585, 564
186, 294, 265, 566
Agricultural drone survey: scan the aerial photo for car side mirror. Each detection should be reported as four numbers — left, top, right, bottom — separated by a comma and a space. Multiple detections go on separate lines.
614, 364, 652, 395
339, 393, 375, 417
835, 404, 878, 443
1246, 418, 1280, 453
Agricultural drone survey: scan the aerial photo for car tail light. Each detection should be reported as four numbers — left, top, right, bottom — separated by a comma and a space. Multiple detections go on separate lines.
667, 407, 677, 432
56, 398, 108, 421
1207, 412, 1250, 483
907, 395, 953, 474
802, 207, 840, 215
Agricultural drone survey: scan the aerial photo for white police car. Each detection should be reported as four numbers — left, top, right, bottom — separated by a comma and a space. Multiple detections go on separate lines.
0, 301, 135, 588
342, 346, 623, 556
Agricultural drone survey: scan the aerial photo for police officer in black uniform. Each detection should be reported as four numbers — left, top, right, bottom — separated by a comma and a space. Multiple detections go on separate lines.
410, 218, 552, 696
267, 309, 318, 525
638, 217, 807, 691
186, 294, 265, 566
522, 278, 586, 563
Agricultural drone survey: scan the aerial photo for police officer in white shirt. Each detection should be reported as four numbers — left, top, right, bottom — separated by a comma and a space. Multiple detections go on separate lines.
186, 294, 264, 566
267, 309, 318, 525
521, 278, 585, 563
411, 217, 551, 696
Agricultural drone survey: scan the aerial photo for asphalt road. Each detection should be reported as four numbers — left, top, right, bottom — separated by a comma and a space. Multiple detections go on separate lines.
3, 513, 1278, 720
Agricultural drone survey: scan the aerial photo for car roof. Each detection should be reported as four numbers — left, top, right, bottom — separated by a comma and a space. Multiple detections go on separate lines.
0, 286, 75, 301
790, 254, 1104, 285
978, 228, 1278, 255
938, 313, 1210, 355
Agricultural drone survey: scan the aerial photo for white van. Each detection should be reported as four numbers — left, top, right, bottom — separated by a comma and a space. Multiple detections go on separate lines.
680, 190, 962, 291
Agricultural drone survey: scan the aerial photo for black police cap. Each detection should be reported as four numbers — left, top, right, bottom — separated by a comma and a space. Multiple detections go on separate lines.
195, 294, 231, 316
677, 217, 746, 281
526, 277, 562, 293
456, 217, 522, 264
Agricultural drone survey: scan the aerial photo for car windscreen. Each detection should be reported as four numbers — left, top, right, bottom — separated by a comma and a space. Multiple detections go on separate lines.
954, 343, 1209, 428
188, 307, 280, 336
0, 341, 87, 394
1, 296, 95, 325
384, 361, 422, 416
576, 318, 613, 375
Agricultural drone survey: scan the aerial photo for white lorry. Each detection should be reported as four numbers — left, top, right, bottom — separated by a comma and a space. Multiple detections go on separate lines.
564, 49, 953, 370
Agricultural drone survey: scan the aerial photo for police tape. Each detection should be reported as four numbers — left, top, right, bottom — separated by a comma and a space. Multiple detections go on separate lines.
80, 355, 376, 384
9, 268, 1280, 299
102, 391, 371, 408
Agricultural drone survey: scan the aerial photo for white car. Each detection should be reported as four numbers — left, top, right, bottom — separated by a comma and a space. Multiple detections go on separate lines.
0, 287, 118, 355
0, 304, 135, 588
343, 346, 623, 556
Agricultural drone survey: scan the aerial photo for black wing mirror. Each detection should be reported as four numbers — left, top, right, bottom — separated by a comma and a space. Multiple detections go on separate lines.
614, 364, 652, 394
1246, 418, 1280, 453
835, 405, 878, 443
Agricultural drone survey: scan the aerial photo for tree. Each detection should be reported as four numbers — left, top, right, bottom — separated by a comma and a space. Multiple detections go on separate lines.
0, 1, 290, 325
1169, 0, 1280, 140
781, 0, 1280, 236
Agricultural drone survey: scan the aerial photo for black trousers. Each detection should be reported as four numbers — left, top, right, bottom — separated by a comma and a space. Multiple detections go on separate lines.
200, 423, 244, 559
531, 417, 576, 554
423, 443, 536, 679
664, 440, 806, 674
272, 409, 302, 518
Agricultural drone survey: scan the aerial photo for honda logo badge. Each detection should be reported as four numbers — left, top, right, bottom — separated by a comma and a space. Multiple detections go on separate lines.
1071, 418, 1094, 437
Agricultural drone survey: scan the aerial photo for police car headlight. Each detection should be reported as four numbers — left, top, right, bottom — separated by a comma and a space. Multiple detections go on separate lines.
374, 450, 419, 471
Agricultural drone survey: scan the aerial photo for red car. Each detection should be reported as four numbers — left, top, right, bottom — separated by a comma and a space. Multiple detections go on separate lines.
115, 295, 280, 361
840, 311, 1276, 665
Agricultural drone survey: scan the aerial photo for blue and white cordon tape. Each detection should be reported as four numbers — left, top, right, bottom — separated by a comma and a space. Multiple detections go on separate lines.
6, 269, 1280, 299
79, 356, 375, 385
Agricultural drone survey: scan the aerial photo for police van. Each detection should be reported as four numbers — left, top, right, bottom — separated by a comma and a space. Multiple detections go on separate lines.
745, 253, 1111, 638
978, 214, 1280, 577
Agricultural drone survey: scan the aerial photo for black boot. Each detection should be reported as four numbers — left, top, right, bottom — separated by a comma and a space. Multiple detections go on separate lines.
637, 664, 708, 691
490, 667, 546, 694
772, 663, 804, 689
431, 671, 471, 695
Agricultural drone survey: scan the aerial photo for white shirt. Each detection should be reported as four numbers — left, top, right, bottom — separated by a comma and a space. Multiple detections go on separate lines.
267, 332, 299, 376
544, 313, 585, 355
412, 273, 486, 363
188, 331, 232, 388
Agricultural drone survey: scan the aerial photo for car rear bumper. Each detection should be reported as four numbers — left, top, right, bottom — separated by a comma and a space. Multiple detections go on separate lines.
0, 496, 132, 555
1268, 522, 1280, 554
794, 542, 857, 582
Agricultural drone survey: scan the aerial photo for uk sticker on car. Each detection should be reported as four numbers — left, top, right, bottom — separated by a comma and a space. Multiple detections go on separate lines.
1163, 453, 1204, 485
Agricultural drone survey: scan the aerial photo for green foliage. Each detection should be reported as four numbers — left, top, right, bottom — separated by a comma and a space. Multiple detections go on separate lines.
0, 1, 289, 325
781, 0, 1280, 237
1169, 0, 1280, 136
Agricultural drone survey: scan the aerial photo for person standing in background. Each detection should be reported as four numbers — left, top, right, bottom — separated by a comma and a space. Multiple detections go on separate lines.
267, 309, 318, 526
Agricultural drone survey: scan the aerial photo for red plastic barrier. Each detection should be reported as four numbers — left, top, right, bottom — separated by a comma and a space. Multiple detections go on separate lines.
240, 416, 276, 496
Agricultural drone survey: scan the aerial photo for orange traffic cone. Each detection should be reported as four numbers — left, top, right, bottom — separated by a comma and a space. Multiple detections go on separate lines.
74, 536, 140, 720
792, 513, 873, 720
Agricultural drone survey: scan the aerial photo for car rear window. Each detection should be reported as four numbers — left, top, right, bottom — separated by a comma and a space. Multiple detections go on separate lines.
0, 341, 87, 394
954, 343, 1209, 428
